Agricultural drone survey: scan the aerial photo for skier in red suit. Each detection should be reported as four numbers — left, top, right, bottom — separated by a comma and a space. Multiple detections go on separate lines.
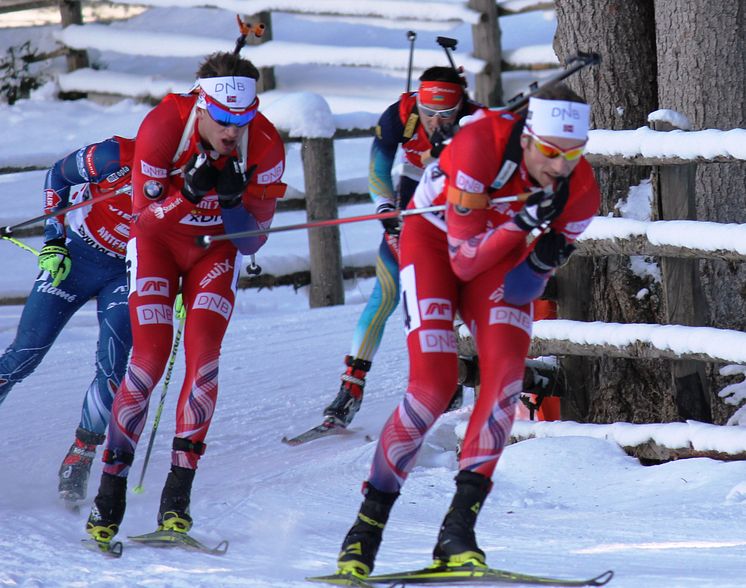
334, 84, 600, 579
86, 51, 286, 546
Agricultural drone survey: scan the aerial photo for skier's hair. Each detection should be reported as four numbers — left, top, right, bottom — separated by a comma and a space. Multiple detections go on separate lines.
419, 66, 467, 88
533, 82, 587, 104
196, 52, 260, 80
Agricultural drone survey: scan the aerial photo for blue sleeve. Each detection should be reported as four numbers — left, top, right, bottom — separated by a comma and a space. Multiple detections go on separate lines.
43, 138, 123, 243
369, 101, 405, 207
221, 206, 264, 255
502, 261, 550, 306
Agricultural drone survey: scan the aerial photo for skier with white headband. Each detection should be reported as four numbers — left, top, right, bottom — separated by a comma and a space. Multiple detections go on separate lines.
85, 51, 286, 549
332, 83, 600, 580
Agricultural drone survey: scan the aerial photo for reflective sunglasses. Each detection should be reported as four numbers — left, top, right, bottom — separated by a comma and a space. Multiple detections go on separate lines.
205, 97, 257, 128
525, 128, 586, 162
417, 99, 461, 119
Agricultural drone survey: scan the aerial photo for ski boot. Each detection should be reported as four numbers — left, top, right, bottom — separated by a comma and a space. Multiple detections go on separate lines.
58, 427, 106, 503
323, 356, 371, 427
337, 482, 399, 579
432, 470, 492, 567
86, 472, 127, 544
158, 465, 196, 533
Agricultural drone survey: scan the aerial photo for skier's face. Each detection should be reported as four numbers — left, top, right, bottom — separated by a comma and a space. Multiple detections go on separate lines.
197, 108, 248, 156
418, 101, 461, 137
521, 132, 586, 187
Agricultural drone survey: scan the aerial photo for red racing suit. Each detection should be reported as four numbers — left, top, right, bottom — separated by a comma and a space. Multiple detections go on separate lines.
103, 93, 286, 474
368, 110, 600, 492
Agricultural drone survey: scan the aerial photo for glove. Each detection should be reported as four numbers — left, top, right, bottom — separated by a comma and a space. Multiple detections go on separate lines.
38, 238, 72, 287
513, 186, 567, 232
526, 230, 576, 273
174, 293, 187, 320
429, 124, 454, 159
376, 202, 401, 236
216, 158, 256, 208
181, 154, 219, 204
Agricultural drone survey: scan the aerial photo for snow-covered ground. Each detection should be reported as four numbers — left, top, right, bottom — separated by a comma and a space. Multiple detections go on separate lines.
2, 3, 746, 587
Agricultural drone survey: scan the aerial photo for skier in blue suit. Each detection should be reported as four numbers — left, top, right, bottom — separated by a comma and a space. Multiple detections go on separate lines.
0, 136, 134, 504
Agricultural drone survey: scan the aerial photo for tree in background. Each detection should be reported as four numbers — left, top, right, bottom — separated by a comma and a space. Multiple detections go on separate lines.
553, 0, 681, 423
654, 1, 746, 423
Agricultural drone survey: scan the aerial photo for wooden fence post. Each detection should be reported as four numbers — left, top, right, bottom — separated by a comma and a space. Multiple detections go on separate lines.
468, 0, 502, 106
58, 0, 89, 71
652, 118, 711, 422
244, 10, 275, 92
301, 138, 344, 308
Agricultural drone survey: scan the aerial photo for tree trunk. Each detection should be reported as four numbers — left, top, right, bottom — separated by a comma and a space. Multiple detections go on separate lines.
655, 0, 746, 424
553, 0, 674, 423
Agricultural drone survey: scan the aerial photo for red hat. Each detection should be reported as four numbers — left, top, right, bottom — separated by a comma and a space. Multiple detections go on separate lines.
418, 80, 463, 109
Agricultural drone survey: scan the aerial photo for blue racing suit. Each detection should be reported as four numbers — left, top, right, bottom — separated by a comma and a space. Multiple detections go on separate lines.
0, 137, 133, 436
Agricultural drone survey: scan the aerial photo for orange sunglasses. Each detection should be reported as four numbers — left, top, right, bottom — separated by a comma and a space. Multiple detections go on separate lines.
525, 128, 586, 162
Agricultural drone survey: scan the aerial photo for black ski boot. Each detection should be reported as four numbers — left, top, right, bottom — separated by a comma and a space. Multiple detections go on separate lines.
337, 482, 399, 579
58, 427, 106, 503
86, 472, 127, 544
432, 470, 492, 567
324, 356, 372, 427
158, 465, 195, 533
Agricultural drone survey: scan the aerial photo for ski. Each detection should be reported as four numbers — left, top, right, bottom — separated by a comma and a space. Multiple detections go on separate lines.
365, 563, 614, 586
282, 419, 350, 446
307, 572, 375, 587
128, 529, 229, 555
81, 538, 123, 558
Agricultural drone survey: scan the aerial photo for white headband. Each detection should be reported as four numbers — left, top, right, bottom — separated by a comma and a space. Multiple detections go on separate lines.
526, 97, 590, 141
196, 76, 257, 110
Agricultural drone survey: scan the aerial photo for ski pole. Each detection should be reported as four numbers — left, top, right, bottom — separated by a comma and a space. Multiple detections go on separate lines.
505, 52, 601, 113
196, 191, 535, 248
0, 187, 127, 237
132, 297, 186, 495
1, 235, 40, 256
405, 30, 417, 93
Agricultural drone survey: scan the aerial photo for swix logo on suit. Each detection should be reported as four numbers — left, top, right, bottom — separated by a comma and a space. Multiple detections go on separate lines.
140, 160, 168, 178
199, 259, 233, 288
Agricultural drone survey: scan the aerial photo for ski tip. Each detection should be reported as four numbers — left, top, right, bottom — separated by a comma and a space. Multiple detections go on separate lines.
592, 570, 614, 586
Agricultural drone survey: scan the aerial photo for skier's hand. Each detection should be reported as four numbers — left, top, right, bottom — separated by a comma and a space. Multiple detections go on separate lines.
527, 230, 576, 273
429, 123, 454, 159
181, 154, 219, 204
513, 187, 566, 232
216, 158, 256, 209
377, 202, 401, 236
38, 238, 72, 287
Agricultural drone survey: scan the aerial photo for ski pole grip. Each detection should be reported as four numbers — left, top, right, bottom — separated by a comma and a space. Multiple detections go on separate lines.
196, 235, 212, 248
0, 226, 11, 237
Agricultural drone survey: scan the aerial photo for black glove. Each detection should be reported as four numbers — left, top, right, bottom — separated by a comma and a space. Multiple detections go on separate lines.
429, 124, 454, 159
216, 158, 256, 209
181, 154, 219, 204
376, 202, 401, 235
526, 230, 576, 273
513, 184, 568, 232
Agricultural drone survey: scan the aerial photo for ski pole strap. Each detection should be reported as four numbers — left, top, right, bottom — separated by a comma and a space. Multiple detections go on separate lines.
1, 235, 40, 256
172, 437, 206, 456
